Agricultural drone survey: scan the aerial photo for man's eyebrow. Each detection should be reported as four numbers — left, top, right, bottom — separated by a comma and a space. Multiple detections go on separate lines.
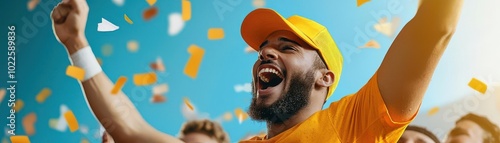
259, 40, 268, 49
279, 37, 301, 46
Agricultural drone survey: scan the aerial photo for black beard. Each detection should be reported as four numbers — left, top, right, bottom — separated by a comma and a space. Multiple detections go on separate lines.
248, 70, 315, 124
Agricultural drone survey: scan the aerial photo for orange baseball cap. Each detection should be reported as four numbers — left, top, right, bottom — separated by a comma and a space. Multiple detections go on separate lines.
241, 8, 343, 100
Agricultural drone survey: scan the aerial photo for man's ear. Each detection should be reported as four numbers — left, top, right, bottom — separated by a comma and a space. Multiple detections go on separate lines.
315, 69, 334, 88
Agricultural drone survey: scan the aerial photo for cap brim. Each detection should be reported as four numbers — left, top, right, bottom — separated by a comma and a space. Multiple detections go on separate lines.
241, 8, 315, 51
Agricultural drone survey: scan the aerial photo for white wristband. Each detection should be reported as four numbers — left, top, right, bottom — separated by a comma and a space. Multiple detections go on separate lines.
70, 46, 102, 81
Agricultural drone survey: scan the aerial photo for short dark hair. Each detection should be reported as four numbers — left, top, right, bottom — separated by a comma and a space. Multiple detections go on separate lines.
405, 125, 440, 143
456, 113, 500, 143
180, 119, 230, 143
313, 52, 327, 70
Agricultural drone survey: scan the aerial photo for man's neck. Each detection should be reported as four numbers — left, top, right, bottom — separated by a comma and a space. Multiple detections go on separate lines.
265, 104, 322, 139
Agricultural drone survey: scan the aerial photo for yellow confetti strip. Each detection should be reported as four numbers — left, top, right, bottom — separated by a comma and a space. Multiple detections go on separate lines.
252, 0, 265, 8
182, 0, 191, 21
223, 112, 232, 121
357, 0, 370, 7
27, 0, 40, 11
35, 88, 51, 103
208, 28, 225, 40
427, 107, 440, 116
22, 113, 36, 135
127, 40, 139, 52
13, 99, 24, 112
184, 98, 194, 111
133, 72, 157, 86
0, 88, 5, 103
184, 45, 204, 79
234, 108, 248, 123
468, 78, 487, 94
64, 110, 79, 132
66, 66, 85, 81
124, 14, 134, 24
146, 0, 156, 6
10, 136, 30, 143
360, 39, 380, 49
101, 44, 113, 56
111, 76, 127, 95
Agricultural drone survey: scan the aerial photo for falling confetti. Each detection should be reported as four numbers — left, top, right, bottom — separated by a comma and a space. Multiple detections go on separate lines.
359, 39, 381, 49
64, 110, 79, 132
143, 7, 158, 21
357, 0, 370, 7
152, 84, 169, 95
51, 104, 69, 132
0, 88, 5, 103
35, 88, 51, 103
13, 99, 24, 112
133, 72, 157, 86
184, 97, 194, 111
182, 0, 191, 21
112, 0, 124, 6
111, 76, 127, 95
10, 136, 30, 143
48, 118, 58, 130
234, 83, 252, 93
374, 17, 400, 37
22, 113, 37, 135
234, 108, 249, 124
468, 78, 488, 94
208, 28, 225, 40
168, 13, 185, 36
124, 14, 134, 24
151, 94, 167, 103
66, 65, 85, 81
223, 112, 233, 121
245, 46, 257, 53
146, 0, 156, 6
101, 44, 113, 56
184, 45, 205, 79
427, 107, 440, 116
252, 0, 265, 8
80, 124, 89, 135
97, 18, 119, 32
27, 0, 39, 11
80, 138, 89, 143
127, 40, 139, 53
150, 57, 166, 72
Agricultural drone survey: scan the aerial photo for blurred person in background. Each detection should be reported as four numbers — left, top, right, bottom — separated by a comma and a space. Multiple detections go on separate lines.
398, 125, 440, 143
445, 113, 500, 143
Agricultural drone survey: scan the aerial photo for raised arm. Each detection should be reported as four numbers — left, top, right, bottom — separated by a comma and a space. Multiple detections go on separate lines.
51, 0, 182, 142
378, 0, 463, 121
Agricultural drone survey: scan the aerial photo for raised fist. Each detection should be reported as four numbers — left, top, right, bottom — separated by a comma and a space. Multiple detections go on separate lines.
51, 0, 89, 52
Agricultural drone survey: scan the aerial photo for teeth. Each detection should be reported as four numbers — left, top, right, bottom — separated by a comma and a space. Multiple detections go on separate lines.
258, 67, 283, 83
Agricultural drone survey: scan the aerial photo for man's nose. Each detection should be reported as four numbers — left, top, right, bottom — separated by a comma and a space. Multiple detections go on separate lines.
259, 47, 278, 61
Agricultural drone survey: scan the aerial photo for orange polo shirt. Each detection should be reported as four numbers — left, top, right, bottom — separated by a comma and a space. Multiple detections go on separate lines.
240, 73, 417, 143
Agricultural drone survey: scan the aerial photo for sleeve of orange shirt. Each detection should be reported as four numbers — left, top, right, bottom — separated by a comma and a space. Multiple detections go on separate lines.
326, 72, 418, 142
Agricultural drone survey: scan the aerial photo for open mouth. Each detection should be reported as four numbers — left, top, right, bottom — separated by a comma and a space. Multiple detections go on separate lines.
258, 66, 284, 90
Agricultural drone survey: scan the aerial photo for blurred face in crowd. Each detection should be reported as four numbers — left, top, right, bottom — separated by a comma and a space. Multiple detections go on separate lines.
181, 132, 218, 143
398, 130, 437, 143
445, 120, 486, 143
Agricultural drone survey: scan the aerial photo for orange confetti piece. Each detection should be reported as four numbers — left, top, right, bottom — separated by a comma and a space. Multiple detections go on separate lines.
143, 7, 158, 21
182, 0, 191, 21
13, 99, 24, 112
27, 0, 39, 11
427, 107, 440, 116
0, 88, 5, 103
234, 108, 248, 123
208, 28, 225, 40
66, 65, 85, 81
111, 76, 127, 95
146, 0, 156, 6
184, 45, 204, 79
357, 0, 370, 7
360, 39, 380, 49
468, 78, 487, 94
133, 72, 157, 86
124, 14, 133, 24
35, 88, 51, 103
150, 57, 165, 72
151, 94, 167, 103
223, 112, 232, 121
152, 84, 169, 95
22, 113, 37, 135
184, 98, 194, 111
10, 136, 30, 143
64, 110, 79, 132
